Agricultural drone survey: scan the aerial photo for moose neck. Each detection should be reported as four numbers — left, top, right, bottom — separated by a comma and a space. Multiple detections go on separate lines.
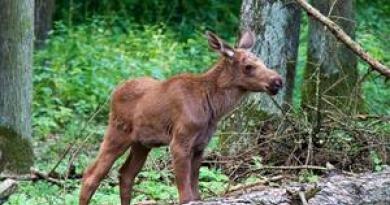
201, 58, 248, 119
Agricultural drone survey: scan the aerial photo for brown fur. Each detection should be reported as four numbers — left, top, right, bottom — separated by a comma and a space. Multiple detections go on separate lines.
79, 31, 282, 205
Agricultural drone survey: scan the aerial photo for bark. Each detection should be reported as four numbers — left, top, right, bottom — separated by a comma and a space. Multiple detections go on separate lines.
240, 0, 301, 114
296, 0, 390, 78
34, 0, 55, 48
220, 0, 301, 155
187, 166, 390, 205
0, 0, 34, 174
301, 0, 359, 116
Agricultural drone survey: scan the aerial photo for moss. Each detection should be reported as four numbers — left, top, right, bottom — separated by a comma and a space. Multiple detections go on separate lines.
0, 126, 34, 174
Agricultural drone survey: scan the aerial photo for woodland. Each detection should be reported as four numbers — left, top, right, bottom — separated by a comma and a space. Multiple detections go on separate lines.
0, 0, 389, 204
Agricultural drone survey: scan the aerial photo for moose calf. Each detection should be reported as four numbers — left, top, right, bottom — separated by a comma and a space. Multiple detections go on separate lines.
79, 31, 283, 205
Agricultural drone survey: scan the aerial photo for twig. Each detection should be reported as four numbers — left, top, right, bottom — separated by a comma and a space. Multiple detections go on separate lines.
225, 181, 266, 196
136, 200, 176, 205
135, 200, 158, 205
0, 174, 31, 181
30, 168, 64, 186
254, 165, 329, 171
225, 175, 284, 196
298, 190, 309, 205
305, 133, 313, 166
223, 159, 254, 195
65, 95, 110, 181
295, 0, 390, 78
1, 168, 68, 186
49, 144, 73, 175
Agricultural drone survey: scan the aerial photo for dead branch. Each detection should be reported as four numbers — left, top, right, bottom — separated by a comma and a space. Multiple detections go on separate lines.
0, 168, 65, 186
136, 200, 158, 205
30, 168, 64, 186
49, 144, 73, 175
235, 165, 330, 180
255, 165, 329, 171
295, 0, 390, 78
136, 200, 177, 205
224, 175, 284, 196
0, 173, 31, 181
298, 191, 309, 205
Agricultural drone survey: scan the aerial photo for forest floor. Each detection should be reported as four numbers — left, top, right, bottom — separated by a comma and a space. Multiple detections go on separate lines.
2, 1, 390, 205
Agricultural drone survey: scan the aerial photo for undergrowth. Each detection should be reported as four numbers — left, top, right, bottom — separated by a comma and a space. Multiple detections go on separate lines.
33, 19, 217, 137
5, 0, 390, 204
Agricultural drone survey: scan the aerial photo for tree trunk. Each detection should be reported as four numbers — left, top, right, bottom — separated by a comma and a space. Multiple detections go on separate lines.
219, 0, 301, 155
241, 0, 301, 114
301, 0, 359, 118
0, 0, 34, 174
34, 0, 55, 48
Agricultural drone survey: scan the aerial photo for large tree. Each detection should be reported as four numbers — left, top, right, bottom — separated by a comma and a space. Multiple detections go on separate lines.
0, 0, 34, 174
301, 0, 359, 118
220, 0, 301, 154
240, 0, 301, 114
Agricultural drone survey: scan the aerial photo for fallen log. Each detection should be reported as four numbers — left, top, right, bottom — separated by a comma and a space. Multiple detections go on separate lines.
186, 166, 390, 205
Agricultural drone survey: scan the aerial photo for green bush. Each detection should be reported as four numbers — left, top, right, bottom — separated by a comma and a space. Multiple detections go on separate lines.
54, 0, 240, 38
356, 0, 390, 114
9, 1, 388, 205
33, 19, 217, 136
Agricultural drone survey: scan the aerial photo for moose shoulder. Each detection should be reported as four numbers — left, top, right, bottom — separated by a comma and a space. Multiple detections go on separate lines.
79, 31, 283, 205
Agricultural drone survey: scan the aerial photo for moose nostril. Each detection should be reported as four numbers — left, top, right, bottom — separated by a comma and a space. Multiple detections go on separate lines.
271, 77, 283, 89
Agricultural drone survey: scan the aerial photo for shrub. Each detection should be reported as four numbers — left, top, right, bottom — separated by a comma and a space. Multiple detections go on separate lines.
33, 19, 216, 136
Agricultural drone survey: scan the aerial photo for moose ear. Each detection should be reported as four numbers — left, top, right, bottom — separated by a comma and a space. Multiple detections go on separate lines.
237, 30, 255, 49
206, 31, 235, 58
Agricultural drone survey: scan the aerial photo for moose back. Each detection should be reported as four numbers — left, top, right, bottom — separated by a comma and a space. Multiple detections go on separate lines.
79, 31, 283, 205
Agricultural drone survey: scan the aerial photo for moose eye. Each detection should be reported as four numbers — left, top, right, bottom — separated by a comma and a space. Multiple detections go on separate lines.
243, 65, 255, 75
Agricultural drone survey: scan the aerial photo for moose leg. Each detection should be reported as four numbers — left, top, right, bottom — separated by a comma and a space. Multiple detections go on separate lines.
119, 143, 150, 205
171, 141, 194, 204
79, 127, 130, 205
191, 150, 203, 200
191, 126, 215, 200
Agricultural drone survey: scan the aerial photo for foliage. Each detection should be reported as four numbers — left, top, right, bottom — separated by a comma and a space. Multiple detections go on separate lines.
33, 0, 389, 139
33, 19, 216, 136
6, 0, 389, 204
356, 0, 390, 114
299, 170, 320, 183
54, 0, 240, 38
10, 18, 232, 205
370, 151, 384, 172
6, 166, 229, 204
